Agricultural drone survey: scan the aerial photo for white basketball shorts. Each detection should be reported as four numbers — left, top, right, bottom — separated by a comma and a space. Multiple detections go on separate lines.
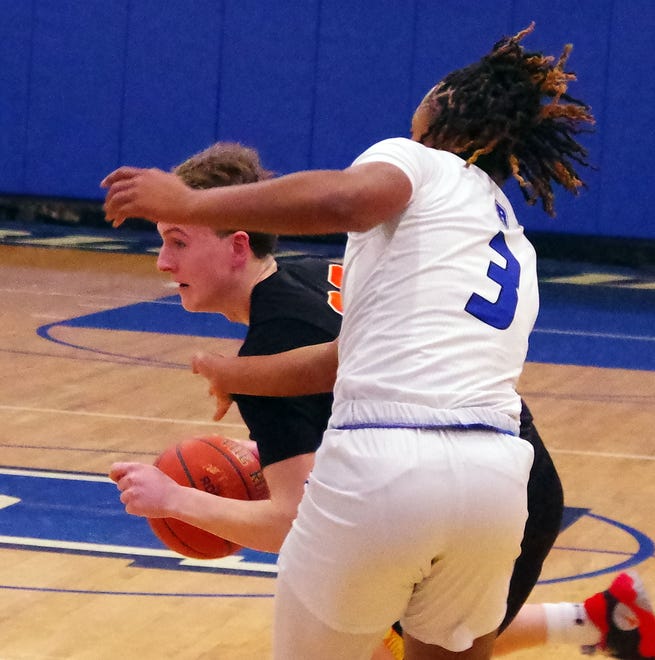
276, 425, 534, 652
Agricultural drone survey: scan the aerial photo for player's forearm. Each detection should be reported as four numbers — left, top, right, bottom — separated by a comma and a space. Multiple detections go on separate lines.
187, 164, 409, 235
187, 170, 347, 234
103, 161, 410, 232
169, 487, 292, 553
217, 340, 338, 397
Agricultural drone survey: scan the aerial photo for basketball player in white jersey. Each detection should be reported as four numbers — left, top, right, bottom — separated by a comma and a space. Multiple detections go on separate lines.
104, 24, 616, 660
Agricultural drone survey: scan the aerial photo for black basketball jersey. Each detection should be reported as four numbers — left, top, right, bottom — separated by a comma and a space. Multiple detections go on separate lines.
234, 258, 342, 468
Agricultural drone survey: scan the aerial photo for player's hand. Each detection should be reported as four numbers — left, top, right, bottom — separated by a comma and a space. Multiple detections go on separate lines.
109, 462, 179, 518
101, 166, 195, 228
191, 351, 234, 421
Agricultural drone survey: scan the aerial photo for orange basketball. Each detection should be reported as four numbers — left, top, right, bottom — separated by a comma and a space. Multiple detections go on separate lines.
148, 435, 269, 559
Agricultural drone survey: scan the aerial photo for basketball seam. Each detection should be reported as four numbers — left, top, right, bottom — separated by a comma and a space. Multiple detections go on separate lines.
176, 444, 196, 488
157, 518, 228, 558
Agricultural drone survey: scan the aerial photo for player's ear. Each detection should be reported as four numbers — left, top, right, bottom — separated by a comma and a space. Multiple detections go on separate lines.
230, 231, 252, 266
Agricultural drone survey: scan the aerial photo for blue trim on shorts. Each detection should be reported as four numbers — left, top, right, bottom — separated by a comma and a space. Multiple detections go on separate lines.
331, 422, 517, 436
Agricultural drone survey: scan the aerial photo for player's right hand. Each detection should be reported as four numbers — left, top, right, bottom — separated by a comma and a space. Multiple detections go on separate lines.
109, 462, 179, 518
101, 166, 195, 228
191, 351, 234, 421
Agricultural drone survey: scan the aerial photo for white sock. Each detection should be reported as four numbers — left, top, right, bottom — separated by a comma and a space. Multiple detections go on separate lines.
543, 602, 602, 647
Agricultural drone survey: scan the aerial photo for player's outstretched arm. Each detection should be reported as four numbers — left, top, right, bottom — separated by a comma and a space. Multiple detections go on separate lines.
102, 161, 411, 234
192, 339, 339, 400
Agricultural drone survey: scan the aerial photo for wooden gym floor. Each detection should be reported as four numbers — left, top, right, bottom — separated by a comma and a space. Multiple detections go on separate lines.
0, 221, 653, 659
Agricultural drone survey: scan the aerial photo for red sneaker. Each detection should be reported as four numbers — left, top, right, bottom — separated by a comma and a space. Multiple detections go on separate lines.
583, 571, 655, 658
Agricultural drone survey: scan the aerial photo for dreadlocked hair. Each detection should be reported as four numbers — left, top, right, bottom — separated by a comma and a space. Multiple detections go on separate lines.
174, 142, 277, 257
420, 22, 595, 216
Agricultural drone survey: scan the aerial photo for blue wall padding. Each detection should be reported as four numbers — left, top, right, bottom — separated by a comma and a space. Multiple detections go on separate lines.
1, 0, 653, 239
121, 0, 224, 170
24, 1, 127, 197
597, 1, 655, 238
217, 0, 320, 174
311, 1, 416, 169
0, 2, 33, 193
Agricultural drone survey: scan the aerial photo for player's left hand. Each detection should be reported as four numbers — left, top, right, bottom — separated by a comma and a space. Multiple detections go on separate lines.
101, 166, 194, 227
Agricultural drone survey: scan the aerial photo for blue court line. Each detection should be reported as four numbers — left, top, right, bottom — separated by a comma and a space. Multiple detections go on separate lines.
2, 443, 157, 458
526, 279, 655, 370
0, 584, 273, 598
56, 296, 247, 339
540, 512, 655, 584
37, 286, 655, 371
5, 219, 653, 370
35, 296, 247, 368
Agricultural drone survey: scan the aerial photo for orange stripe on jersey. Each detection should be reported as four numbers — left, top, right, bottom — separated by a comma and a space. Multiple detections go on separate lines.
327, 263, 343, 288
327, 290, 343, 315
327, 263, 344, 315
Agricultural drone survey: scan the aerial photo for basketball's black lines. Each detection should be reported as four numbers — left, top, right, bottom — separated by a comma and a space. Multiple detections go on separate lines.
158, 518, 215, 559
175, 444, 197, 489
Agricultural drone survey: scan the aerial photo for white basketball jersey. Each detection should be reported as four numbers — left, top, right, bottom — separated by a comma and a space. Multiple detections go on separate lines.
330, 138, 539, 435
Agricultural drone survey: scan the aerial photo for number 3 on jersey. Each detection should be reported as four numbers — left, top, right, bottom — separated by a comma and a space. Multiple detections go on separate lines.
465, 232, 520, 330
328, 234, 520, 329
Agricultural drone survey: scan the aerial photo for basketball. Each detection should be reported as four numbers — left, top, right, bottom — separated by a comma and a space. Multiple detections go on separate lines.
148, 435, 269, 559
